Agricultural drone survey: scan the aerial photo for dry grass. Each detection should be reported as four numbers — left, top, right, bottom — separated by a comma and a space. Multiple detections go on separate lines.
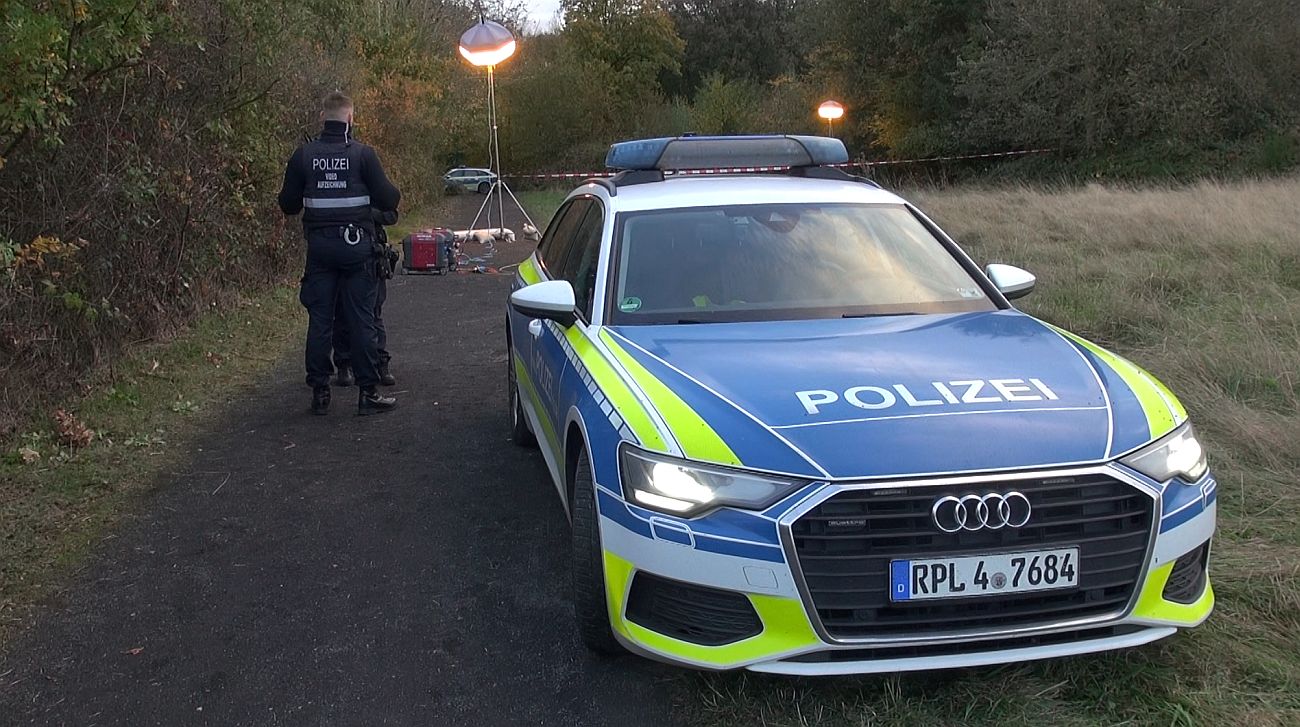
683, 177, 1300, 726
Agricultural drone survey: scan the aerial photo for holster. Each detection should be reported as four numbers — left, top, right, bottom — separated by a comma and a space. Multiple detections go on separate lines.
372, 236, 397, 279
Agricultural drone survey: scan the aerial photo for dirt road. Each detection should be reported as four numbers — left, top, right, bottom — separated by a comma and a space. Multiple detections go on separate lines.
0, 197, 684, 726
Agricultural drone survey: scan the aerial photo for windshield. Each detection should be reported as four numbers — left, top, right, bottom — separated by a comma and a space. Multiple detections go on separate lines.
607, 203, 997, 324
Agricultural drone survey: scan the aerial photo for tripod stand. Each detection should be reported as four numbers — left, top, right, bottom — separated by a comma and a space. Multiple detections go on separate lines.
466, 65, 535, 238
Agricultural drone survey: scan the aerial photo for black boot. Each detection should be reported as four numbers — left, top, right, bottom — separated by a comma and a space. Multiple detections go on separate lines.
378, 362, 396, 387
334, 364, 354, 387
358, 386, 397, 416
311, 386, 331, 415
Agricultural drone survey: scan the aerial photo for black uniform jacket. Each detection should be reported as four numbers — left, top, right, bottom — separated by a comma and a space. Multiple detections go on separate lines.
277, 120, 400, 234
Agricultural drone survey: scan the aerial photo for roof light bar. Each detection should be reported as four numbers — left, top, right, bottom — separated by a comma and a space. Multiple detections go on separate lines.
605, 135, 849, 172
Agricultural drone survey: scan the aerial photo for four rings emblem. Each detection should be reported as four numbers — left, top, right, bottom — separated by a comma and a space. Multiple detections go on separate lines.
931, 492, 1032, 533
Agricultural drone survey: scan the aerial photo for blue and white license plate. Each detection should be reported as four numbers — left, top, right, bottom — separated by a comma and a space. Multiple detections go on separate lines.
890, 547, 1079, 602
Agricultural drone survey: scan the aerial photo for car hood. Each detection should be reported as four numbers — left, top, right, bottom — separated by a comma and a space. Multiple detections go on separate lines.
605, 311, 1174, 479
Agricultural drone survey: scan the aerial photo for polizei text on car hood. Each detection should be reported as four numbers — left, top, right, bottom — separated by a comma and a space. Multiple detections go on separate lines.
604, 311, 1183, 480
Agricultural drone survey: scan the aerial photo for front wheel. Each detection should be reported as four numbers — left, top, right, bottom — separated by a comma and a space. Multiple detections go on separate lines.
571, 447, 623, 655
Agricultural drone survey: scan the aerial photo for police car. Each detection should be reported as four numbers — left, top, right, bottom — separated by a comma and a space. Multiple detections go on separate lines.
505, 135, 1215, 674
443, 166, 498, 194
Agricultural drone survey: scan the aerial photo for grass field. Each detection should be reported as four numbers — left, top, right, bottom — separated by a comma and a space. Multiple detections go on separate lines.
522, 179, 1300, 726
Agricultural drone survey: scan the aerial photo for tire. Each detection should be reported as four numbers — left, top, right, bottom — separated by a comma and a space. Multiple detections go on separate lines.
507, 337, 537, 448
477, 181, 491, 195
571, 447, 624, 655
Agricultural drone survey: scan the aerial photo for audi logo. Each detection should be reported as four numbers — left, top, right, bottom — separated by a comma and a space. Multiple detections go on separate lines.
931, 492, 1032, 533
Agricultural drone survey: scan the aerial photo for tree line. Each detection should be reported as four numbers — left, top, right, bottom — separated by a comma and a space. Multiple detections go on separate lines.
1, 0, 1297, 433
491, 0, 1299, 176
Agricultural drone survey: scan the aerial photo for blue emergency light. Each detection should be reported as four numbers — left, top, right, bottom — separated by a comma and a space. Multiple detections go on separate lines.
605, 135, 849, 171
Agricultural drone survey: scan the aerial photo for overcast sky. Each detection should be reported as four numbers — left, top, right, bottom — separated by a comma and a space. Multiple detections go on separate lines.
526, 0, 562, 31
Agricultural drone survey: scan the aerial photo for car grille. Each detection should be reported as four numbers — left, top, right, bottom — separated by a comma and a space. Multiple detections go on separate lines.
790, 473, 1154, 640
625, 571, 762, 646
1162, 540, 1210, 604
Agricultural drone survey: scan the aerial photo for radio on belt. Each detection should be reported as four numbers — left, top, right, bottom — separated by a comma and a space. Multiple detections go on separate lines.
401, 228, 458, 275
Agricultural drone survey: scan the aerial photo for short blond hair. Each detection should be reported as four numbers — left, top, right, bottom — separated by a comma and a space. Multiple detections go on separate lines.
322, 91, 353, 120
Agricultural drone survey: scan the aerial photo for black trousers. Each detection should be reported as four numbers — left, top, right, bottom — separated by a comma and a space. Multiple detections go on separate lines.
299, 229, 381, 389
333, 275, 387, 368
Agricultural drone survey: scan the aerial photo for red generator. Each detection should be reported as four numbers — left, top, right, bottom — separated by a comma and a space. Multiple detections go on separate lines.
401, 228, 458, 275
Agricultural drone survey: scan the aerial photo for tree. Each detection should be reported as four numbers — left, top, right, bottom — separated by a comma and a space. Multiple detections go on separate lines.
0, 0, 159, 165
813, 0, 984, 155
662, 0, 798, 98
690, 73, 762, 134
954, 0, 1300, 155
560, 0, 685, 135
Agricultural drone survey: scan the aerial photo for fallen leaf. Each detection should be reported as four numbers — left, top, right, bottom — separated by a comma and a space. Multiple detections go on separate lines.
19, 446, 40, 464
124, 647, 144, 656
52, 409, 94, 449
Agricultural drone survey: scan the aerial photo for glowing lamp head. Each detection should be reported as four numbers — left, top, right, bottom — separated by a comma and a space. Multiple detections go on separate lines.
458, 20, 516, 67
818, 100, 845, 121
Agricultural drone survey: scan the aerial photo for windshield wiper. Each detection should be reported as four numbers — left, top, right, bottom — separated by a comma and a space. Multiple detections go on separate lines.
841, 311, 920, 319
675, 318, 713, 324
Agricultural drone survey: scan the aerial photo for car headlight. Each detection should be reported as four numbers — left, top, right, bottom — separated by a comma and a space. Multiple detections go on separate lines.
1120, 422, 1208, 483
619, 446, 804, 517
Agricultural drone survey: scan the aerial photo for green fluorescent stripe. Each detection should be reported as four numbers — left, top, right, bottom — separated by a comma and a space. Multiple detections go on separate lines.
518, 256, 542, 285
600, 331, 741, 466
1138, 365, 1188, 421
564, 327, 668, 452
604, 551, 819, 667
514, 353, 560, 453
1132, 560, 1214, 624
1048, 324, 1182, 439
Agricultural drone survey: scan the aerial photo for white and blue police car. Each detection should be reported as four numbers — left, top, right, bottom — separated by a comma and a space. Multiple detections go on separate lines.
505, 135, 1215, 674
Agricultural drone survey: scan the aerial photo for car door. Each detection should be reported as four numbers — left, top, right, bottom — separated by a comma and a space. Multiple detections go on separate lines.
512, 197, 592, 458
536, 199, 605, 459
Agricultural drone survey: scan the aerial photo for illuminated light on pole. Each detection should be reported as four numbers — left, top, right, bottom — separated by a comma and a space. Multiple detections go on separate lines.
458, 19, 517, 67
818, 100, 845, 137
457, 19, 534, 238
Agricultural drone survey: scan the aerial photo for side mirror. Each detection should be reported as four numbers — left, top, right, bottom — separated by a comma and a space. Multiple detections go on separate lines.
985, 263, 1036, 300
511, 280, 577, 326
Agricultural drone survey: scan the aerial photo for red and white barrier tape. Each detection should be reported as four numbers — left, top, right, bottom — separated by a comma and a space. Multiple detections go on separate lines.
503, 148, 1055, 180
852, 148, 1056, 167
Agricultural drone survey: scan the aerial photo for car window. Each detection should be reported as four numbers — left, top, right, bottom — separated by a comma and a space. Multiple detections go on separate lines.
449, 170, 467, 178
537, 198, 592, 277
556, 204, 604, 321
609, 203, 996, 324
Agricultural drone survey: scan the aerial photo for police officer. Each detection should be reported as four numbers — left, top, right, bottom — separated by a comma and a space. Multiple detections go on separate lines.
332, 207, 399, 387
277, 91, 400, 416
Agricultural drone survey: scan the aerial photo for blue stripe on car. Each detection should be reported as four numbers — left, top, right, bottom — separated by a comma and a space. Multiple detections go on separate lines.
1063, 341, 1153, 456
604, 332, 826, 477
692, 534, 785, 563
1160, 478, 1216, 533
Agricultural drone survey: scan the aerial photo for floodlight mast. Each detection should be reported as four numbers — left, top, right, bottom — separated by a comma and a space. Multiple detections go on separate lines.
457, 19, 534, 240
817, 100, 845, 137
